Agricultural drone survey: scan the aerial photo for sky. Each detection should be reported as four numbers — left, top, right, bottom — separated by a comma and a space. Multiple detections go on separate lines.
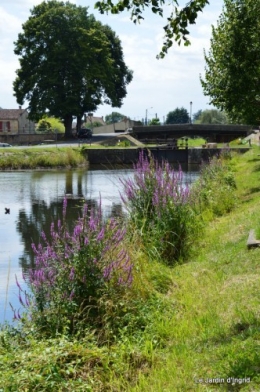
0, 0, 224, 123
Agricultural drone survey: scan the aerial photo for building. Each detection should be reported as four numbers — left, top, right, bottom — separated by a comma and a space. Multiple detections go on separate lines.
0, 108, 35, 134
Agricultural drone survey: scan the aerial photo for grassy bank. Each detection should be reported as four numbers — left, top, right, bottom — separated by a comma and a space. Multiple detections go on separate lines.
0, 146, 87, 170
0, 147, 259, 391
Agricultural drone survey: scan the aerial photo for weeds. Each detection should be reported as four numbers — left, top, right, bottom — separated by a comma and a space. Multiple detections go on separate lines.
0, 147, 86, 169
191, 151, 237, 219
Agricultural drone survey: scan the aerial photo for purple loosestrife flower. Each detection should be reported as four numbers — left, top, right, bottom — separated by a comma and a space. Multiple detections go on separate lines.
96, 227, 105, 241
69, 267, 75, 281
31, 243, 38, 255
41, 231, 47, 242
25, 292, 30, 307
73, 224, 83, 237
89, 215, 96, 231
18, 291, 25, 307
103, 265, 112, 280
63, 197, 67, 217
27, 196, 132, 330
83, 203, 88, 217
15, 274, 22, 291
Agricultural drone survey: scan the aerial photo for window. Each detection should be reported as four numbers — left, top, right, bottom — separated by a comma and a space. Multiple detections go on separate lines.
0, 122, 11, 131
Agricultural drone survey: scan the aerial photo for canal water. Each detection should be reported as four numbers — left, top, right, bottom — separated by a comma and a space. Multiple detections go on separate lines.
0, 167, 198, 324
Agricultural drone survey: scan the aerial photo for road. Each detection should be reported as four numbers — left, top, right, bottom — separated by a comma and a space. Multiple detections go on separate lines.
11, 133, 129, 148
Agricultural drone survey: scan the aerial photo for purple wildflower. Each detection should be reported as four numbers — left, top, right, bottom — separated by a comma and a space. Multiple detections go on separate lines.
15, 275, 22, 291
69, 267, 75, 281
96, 227, 105, 241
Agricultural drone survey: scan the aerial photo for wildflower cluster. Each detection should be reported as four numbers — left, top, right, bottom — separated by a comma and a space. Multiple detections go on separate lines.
120, 151, 201, 264
18, 198, 132, 334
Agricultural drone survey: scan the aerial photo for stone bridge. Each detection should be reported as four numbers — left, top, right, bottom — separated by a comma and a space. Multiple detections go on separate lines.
132, 124, 252, 143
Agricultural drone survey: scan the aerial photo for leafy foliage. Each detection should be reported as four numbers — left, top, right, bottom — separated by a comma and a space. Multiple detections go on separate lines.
36, 119, 52, 133
166, 107, 190, 124
192, 109, 203, 122
149, 118, 161, 125
95, 0, 209, 58
13, 1, 132, 137
120, 151, 202, 264
105, 111, 127, 124
194, 109, 229, 124
37, 117, 65, 133
83, 121, 103, 128
201, 0, 260, 124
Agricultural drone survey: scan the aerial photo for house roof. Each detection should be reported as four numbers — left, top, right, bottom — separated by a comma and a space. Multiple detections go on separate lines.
0, 109, 27, 120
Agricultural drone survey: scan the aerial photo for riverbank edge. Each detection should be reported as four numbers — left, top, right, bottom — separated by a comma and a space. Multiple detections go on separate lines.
0, 146, 250, 170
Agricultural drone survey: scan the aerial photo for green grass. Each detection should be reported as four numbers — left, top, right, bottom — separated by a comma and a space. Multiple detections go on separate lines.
0, 147, 87, 169
144, 137, 248, 148
0, 147, 259, 391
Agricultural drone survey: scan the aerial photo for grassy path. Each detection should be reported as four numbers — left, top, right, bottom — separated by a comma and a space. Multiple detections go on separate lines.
131, 148, 260, 391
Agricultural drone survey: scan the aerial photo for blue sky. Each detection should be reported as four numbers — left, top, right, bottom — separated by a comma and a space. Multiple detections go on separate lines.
0, 0, 224, 122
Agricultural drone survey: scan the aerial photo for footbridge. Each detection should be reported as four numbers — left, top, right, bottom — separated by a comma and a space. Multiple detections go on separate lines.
132, 124, 252, 143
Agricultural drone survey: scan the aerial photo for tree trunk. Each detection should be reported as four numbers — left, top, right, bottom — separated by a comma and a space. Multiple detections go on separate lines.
76, 115, 83, 132
64, 115, 73, 138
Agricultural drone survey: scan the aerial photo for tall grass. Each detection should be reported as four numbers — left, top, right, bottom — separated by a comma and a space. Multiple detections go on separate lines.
0, 147, 86, 169
3, 258, 11, 322
191, 151, 237, 219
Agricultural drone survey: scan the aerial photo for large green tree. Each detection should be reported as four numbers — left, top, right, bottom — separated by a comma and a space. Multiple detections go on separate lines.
166, 107, 190, 124
149, 118, 161, 125
105, 111, 127, 124
194, 109, 229, 124
95, 0, 209, 58
13, 1, 132, 137
201, 0, 260, 125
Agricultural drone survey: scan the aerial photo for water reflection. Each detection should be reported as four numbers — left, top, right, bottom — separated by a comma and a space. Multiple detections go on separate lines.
0, 167, 198, 324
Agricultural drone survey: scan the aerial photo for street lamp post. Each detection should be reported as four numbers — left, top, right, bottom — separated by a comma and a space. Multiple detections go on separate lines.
145, 107, 153, 125
190, 101, 193, 124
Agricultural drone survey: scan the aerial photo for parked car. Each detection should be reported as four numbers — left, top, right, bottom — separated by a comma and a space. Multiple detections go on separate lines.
77, 128, 92, 138
0, 143, 12, 147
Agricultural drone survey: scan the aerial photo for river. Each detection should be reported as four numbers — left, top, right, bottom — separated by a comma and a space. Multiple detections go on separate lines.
0, 167, 198, 324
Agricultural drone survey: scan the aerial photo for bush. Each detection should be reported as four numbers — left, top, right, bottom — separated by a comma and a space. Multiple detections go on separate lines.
16, 199, 132, 336
191, 152, 237, 218
120, 151, 202, 264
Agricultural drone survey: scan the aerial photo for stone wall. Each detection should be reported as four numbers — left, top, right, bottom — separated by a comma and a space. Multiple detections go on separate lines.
85, 147, 250, 166
0, 133, 63, 145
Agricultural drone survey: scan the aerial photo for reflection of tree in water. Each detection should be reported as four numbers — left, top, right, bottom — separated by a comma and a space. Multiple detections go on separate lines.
17, 198, 97, 273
